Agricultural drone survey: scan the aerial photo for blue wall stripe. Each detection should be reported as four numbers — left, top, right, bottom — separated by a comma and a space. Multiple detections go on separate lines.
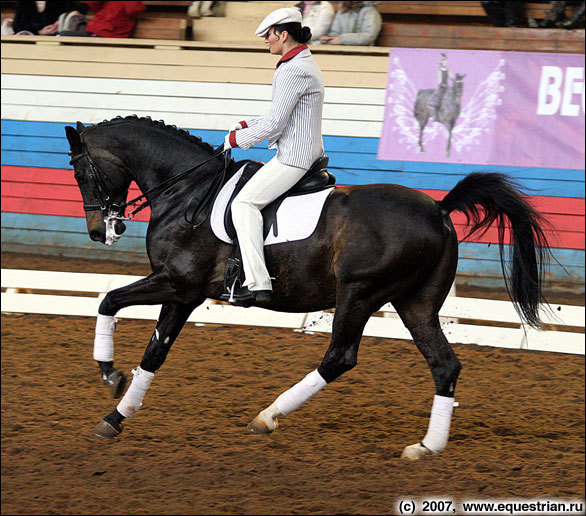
3, 120, 584, 198
2, 133, 582, 183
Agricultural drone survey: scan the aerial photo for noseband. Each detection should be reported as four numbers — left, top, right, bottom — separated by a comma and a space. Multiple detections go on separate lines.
69, 131, 229, 223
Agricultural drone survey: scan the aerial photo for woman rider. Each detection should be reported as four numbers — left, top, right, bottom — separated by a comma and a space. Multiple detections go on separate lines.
224, 7, 325, 304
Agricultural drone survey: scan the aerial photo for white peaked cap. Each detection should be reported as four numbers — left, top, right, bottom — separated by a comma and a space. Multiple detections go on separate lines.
255, 7, 302, 37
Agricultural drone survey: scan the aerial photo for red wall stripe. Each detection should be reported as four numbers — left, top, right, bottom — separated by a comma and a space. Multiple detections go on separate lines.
2, 166, 584, 249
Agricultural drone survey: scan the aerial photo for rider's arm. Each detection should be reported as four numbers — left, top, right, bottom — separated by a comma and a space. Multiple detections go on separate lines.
229, 65, 308, 150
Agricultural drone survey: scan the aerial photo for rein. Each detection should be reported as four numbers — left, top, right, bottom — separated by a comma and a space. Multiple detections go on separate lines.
123, 146, 230, 221
70, 133, 230, 224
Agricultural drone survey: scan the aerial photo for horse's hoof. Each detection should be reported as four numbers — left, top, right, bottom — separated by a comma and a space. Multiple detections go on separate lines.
246, 413, 279, 434
93, 419, 123, 439
401, 442, 435, 460
103, 369, 127, 399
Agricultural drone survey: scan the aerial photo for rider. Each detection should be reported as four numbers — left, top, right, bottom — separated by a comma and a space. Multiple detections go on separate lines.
430, 53, 449, 121
224, 7, 325, 303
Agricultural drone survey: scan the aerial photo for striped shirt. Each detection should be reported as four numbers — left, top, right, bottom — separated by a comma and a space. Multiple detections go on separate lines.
232, 47, 325, 169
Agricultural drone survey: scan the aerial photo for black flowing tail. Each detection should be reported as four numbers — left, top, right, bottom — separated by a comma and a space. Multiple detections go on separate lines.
439, 172, 552, 328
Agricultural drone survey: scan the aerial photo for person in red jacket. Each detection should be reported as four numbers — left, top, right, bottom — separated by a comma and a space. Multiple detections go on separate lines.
84, 1, 146, 38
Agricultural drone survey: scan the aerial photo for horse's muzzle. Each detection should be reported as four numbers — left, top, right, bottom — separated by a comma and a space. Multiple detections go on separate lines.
89, 229, 104, 242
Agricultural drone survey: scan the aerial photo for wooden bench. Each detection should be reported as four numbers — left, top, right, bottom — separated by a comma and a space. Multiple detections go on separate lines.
134, 15, 188, 40
375, 1, 577, 22
376, 22, 585, 52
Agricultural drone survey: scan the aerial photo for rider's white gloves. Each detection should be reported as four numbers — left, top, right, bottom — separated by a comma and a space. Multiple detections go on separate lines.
225, 121, 247, 150
224, 133, 233, 150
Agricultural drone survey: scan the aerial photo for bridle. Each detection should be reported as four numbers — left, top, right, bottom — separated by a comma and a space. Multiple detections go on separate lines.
69, 131, 230, 226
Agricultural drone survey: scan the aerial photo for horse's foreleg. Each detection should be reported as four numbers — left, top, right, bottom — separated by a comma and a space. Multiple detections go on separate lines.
94, 301, 199, 439
446, 129, 452, 157
94, 314, 127, 398
247, 292, 373, 434
418, 118, 428, 153
92, 273, 181, 398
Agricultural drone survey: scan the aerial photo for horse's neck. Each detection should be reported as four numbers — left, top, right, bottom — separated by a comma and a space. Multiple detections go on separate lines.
124, 138, 214, 194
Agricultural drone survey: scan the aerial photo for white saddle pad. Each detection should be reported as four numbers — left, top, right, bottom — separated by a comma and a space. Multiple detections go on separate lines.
210, 164, 334, 246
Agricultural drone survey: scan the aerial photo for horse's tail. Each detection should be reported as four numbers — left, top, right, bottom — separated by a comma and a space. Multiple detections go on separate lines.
438, 172, 552, 328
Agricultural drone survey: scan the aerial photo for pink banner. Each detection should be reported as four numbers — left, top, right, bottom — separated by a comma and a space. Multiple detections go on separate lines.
378, 49, 585, 170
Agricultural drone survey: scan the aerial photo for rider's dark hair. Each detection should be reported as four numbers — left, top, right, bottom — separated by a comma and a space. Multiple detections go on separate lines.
273, 22, 312, 44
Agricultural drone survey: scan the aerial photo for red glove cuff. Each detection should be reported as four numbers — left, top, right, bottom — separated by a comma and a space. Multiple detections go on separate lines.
239, 120, 248, 129
229, 131, 238, 148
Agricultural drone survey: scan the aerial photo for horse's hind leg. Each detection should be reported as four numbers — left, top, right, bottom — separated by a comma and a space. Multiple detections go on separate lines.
247, 288, 375, 434
446, 128, 453, 157
399, 315, 460, 459
392, 252, 461, 459
93, 301, 198, 438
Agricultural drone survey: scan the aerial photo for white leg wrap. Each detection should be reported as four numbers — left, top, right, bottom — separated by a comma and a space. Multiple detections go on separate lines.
274, 369, 327, 416
116, 366, 154, 418
421, 394, 456, 453
93, 314, 116, 362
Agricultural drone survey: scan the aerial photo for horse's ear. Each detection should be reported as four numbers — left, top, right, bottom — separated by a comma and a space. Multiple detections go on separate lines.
76, 121, 85, 131
65, 125, 82, 151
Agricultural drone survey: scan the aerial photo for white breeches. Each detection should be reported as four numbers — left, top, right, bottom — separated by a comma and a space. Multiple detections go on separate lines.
231, 156, 307, 291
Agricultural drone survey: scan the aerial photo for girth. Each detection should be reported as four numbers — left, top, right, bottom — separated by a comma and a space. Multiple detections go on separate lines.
223, 155, 335, 241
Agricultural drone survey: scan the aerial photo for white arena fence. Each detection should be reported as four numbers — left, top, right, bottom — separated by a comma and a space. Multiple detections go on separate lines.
1, 269, 584, 356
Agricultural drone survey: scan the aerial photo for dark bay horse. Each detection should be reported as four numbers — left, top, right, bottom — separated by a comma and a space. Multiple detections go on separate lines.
414, 73, 466, 157
65, 116, 550, 460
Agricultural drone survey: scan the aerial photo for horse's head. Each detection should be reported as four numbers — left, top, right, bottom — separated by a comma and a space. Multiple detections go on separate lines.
65, 121, 131, 245
453, 73, 465, 97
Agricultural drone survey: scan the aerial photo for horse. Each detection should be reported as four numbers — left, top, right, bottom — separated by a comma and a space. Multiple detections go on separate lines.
65, 115, 551, 460
414, 73, 466, 157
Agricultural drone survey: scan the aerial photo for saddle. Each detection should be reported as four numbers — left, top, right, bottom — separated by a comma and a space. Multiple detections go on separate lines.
221, 155, 335, 302
223, 155, 335, 241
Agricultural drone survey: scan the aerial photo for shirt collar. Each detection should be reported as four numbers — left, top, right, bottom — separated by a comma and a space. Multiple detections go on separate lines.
276, 44, 308, 68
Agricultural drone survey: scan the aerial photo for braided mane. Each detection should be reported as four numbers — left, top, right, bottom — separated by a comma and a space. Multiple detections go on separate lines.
85, 115, 217, 154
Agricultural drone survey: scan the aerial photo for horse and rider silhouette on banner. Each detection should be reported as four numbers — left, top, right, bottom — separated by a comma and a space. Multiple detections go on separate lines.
414, 53, 466, 157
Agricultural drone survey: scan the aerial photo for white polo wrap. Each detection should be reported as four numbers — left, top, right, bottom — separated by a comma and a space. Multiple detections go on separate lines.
421, 394, 456, 453
116, 366, 155, 418
275, 369, 327, 416
93, 314, 116, 362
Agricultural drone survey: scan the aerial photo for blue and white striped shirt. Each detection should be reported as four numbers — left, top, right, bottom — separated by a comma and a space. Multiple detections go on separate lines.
233, 47, 325, 169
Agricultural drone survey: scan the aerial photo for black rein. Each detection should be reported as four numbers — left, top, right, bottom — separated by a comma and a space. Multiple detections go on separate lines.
70, 136, 229, 225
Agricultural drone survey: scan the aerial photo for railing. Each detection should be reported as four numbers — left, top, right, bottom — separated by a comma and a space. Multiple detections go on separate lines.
2, 269, 583, 355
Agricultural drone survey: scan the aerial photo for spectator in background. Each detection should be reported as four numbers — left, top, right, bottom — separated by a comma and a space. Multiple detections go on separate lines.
11, 0, 89, 35
295, 1, 335, 43
319, 1, 381, 46
540, 1, 585, 29
188, 1, 220, 18
59, 1, 146, 38
481, 1, 526, 27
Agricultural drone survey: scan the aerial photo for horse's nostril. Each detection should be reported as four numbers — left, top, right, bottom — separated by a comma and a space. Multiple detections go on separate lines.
89, 230, 102, 242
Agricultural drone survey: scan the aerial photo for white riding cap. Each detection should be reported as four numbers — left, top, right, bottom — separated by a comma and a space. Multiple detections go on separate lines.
255, 7, 302, 37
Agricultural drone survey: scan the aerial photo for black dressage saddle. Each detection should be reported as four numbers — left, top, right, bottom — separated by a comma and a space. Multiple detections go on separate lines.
223, 154, 335, 241
220, 155, 335, 301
